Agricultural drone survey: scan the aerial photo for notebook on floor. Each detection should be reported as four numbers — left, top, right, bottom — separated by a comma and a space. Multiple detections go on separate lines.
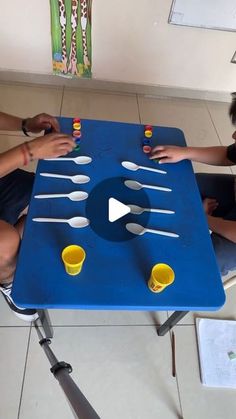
196, 318, 236, 388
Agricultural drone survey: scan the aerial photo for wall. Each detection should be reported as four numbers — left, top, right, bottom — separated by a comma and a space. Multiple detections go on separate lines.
0, 0, 236, 93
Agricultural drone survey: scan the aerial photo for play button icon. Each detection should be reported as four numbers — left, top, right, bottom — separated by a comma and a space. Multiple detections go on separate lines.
86, 177, 150, 242
108, 198, 130, 222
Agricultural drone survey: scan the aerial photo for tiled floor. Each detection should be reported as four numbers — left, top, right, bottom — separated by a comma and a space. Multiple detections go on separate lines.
0, 83, 236, 419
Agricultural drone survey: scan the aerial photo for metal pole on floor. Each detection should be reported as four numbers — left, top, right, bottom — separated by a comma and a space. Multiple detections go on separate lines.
34, 320, 101, 419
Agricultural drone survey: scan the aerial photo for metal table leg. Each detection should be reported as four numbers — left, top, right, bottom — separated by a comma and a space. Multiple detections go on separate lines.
37, 309, 54, 339
34, 320, 101, 418
157, 311, 189, 336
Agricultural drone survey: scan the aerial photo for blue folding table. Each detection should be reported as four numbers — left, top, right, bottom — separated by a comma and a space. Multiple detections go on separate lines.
12, 118, 225, 336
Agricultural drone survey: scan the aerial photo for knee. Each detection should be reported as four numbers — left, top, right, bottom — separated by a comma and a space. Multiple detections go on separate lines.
0, 221, 21, 269
211, 233, 236, 276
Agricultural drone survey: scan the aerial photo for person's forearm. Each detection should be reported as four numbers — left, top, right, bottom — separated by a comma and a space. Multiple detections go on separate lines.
0, 112, 23, 131
207, 215, 236, 243
184, 146, 232, 166
0, 147, 25, 177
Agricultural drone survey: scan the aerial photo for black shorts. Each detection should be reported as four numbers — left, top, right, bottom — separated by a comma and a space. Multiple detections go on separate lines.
0, 169, 34, 225
196, 173, 236, 276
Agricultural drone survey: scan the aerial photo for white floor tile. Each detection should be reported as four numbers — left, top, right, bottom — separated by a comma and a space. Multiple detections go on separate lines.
138, 96, 220, 147
176, 325, 236, 419
0, 327, 30, 419
192, 161, 231, 175
62, 88, 140, 123
49, 309, 168, 326
0, 83, 63, 118
0, 83, 63, 136
19, 326, 181, 419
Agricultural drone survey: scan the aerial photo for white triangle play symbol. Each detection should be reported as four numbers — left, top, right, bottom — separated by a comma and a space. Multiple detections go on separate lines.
108, 198, 130, 222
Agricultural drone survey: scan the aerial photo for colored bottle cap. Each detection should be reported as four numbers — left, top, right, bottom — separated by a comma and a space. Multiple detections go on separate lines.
75, 138, 81, 144
73, 118, 81, 123
73, 122, 81, 130
145, 125, 153, 131
144, 130, 152, 138
73, 130, 81, 138
74, 145, 80, 151
143, 145, 152, 154
142, 138, 150, 146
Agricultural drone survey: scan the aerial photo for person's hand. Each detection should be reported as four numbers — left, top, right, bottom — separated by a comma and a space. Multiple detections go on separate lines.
202, 198, 218, 215
28, 133, 75, 159
149, 145, 187, 163
24, 113, 60, 133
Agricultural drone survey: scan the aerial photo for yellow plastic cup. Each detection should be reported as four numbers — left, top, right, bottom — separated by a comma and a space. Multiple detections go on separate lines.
148, 263, 175, 293
61, 245, 86, 276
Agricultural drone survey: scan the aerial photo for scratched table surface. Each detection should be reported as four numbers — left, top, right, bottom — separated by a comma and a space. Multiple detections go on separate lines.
12, 118, 225, 311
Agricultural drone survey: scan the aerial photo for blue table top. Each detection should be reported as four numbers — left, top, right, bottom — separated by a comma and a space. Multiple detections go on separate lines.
12, 118, 225, 311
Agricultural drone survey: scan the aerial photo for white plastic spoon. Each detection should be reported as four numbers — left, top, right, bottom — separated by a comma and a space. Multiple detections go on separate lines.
34, 191, 88, 202
44, 156, 92, 165
126, 223, 179, 238
33, 216, 89, 228
122, 161, 166, 174
124, 180, 171, 192
40, 173, 90, 184
128, 204, 175, 215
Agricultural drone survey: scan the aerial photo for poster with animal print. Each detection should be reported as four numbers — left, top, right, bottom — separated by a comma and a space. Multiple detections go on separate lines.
50, 0, 92, 77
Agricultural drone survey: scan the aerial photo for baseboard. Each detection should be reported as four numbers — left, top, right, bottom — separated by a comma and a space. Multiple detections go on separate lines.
0, 69, 231, 102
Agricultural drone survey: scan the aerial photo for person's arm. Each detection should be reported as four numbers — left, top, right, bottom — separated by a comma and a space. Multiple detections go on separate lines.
207, 216, 236, 243
0, 112, 60, 133
150, 145, 233, 166
0, 112, 22, 131
0, 133, 75, 178
0, 112, 74, 177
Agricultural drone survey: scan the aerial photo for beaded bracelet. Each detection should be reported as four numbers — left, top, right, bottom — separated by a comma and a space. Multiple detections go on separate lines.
21, 144, 29, 166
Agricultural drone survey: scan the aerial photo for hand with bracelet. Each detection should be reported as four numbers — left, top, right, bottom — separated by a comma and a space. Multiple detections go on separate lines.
0, 112, 76, 177
23, 113, 75, 163
22, 113, 60, 135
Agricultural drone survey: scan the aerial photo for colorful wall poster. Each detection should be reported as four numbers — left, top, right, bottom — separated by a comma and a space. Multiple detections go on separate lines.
50, 0, 92, 78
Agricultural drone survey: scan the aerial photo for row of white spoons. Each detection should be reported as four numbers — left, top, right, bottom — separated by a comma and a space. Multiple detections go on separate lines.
39, 159, 169, 190
34, 157, 90, 229
39, 173, 171, 193
34, 191, 174, 215
32, 216, 178, 238
32, 216, 178, 237
44, 157, 163, 174
122, 160, 178, 237
33, 157, 178, 237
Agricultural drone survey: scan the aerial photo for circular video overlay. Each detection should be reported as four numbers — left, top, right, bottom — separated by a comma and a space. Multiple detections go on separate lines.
86, 177, 150, 242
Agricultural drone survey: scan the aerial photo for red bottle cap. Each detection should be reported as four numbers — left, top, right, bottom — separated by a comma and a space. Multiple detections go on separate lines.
143, 145, 152, 153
